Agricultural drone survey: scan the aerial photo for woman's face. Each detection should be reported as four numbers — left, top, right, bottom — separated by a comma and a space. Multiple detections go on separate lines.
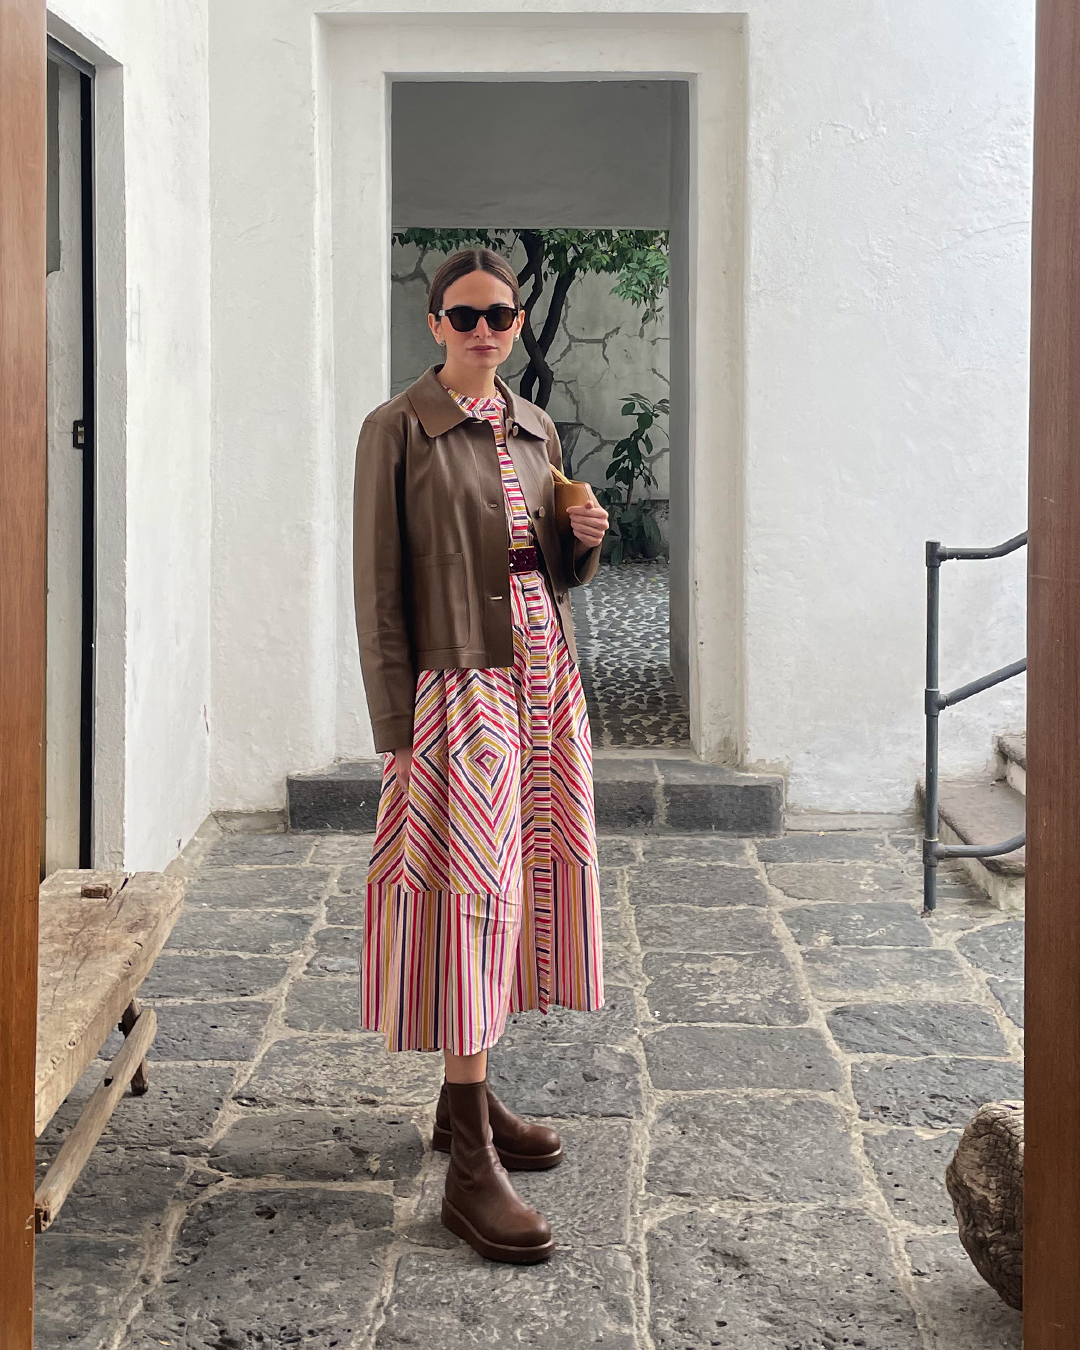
428, 270, 525, 373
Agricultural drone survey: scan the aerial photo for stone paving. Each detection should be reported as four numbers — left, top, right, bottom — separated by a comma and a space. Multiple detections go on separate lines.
572, 560, 691, 748
34, 823, 1024, 1349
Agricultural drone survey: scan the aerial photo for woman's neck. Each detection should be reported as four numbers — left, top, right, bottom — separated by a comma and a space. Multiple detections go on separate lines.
437, 360, 499, 400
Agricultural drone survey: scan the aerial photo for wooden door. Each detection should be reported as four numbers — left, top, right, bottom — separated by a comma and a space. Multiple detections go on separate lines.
1025, 0, 1080, 1341
0, 0, 47, 1343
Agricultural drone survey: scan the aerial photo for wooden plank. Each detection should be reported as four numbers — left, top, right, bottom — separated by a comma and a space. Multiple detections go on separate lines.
0, 0, 47, 1343
35, 870, 185, 1135
34, 1005, 158, 1232
1025, 0, 1080, 1342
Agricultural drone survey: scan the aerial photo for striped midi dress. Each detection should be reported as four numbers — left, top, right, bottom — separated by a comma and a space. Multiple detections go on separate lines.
360, 386, 605, 1054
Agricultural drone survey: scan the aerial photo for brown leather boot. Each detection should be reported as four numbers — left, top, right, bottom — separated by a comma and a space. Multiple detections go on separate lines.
440, 1078, 554, 1264
433, 1078, 563, 1170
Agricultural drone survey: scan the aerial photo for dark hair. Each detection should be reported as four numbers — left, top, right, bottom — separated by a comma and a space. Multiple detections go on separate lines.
428, 247, 520, 315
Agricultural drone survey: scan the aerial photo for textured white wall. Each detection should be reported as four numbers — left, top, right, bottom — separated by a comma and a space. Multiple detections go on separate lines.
48, 1, 212, 868
203, 0, 1032, 813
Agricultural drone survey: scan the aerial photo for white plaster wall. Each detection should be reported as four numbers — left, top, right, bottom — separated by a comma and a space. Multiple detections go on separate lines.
47, 1, 212, 868
205, 0, 1033, 813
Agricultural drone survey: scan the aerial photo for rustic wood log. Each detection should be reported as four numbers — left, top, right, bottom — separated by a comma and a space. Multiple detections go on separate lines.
945, 1101, 1024, 1311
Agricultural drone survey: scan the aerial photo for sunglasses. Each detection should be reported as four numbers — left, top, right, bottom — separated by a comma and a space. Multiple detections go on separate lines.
437, 303, 519, 333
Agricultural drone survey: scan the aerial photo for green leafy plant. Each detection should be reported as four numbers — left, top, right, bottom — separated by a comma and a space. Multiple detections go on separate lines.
392, 228, 669, 409
597, 392, 670, 565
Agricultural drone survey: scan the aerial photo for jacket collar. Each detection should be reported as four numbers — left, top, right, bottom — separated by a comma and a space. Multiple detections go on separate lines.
404, 365, 549, 441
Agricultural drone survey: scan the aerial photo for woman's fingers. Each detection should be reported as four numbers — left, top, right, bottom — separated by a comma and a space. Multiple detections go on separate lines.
567, 502, 609, 546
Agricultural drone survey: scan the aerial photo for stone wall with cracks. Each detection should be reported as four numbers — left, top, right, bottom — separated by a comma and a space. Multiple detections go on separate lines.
390, 241, 672, 498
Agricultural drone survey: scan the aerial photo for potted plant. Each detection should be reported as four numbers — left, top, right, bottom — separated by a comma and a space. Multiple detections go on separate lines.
597, 393, 669, 565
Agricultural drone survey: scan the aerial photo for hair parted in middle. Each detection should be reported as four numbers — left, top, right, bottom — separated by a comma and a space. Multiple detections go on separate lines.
427, 247, 521, 316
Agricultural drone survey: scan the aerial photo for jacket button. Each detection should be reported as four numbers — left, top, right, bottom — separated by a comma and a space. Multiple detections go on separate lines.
557, 591, 567, 603
488, 500, 499, 509
489, 594, 504, 601
537, 506, 546, 518
511, 425, 519, 436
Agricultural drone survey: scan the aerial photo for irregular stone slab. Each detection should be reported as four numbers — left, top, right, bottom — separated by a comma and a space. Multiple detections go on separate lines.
851, 1058, 1024, 1129
209, 1108, 424, 1192
633, 904, 778, 953
487, 1042, 643, 1117
628, 862, 769, 908
648, 1205, 922, 1349
907, 1233, 1023, 1348
124, 1189, 393, 1349
305, 924, 363, 976
376, 1247, 637, 1349
597, 836, 641, 865
166, 907, 312, 955
783, 900, 930, 948
310, 833, 376, 865
767, 861, 917, 904
644, 1024, 842, 1092
284, 977, 360, 1034
648, 1095, 862, 1202
326, 892, 365, 926
201, 833, 318, 866
497, 985, 638, 1050
33, 1144, 185, 1236
801, 946, 971, 1001
139, 952, 290, 1000
100, 999, 273, 1062
758, 833, 890, 864
827, 1002, 1009, 1058
34, 1234, 144, 1350
336, 862, 370, 895
603, 941, 637, 988
863, 1129, 962, 1228
38, 1061, 234, 1151
237, 1035, 443, 1110
889, 833, 920, 854
183, 866, 331, 910
642, 835, 749, 864
957, 922, 1024, 982
643, 950, 808, 1025
989, 978, 1024, 1027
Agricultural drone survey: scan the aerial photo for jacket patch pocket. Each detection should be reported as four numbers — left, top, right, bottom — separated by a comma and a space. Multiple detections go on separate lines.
413, 552, 470, 651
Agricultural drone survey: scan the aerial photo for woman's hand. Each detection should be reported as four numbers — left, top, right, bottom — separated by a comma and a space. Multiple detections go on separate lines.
567, 491, 609, 555
394, 747, 413, 792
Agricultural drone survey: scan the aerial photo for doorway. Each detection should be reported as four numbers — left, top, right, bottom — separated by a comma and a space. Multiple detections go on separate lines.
388, 78, 691, 749
44, 38, 94, 872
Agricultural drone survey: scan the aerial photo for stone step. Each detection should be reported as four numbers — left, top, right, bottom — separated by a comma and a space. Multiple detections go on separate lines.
287, 752, 785, 836
917, 777, 1026, 911
994, 732, 1027, 796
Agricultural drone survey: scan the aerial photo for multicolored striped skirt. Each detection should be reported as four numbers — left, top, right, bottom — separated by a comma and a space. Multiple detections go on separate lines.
361, 570, 604, 1054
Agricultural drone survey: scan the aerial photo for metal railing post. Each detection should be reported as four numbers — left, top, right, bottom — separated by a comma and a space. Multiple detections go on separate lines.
923, 542, 942, 913
920, 531, 1027, 916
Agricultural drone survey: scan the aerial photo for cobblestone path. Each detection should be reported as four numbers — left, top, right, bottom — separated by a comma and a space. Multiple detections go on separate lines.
572, 561, 691, 748
35, 824, 1023, 1349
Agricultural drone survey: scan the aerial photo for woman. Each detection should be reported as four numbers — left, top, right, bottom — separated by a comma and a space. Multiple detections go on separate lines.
352, 248, 609, 1264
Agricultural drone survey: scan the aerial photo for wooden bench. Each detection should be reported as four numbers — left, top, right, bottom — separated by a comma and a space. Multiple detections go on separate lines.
34, 868, 185, 1232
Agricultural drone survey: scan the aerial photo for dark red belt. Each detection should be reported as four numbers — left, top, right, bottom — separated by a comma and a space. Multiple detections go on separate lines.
508, 545, 541, 574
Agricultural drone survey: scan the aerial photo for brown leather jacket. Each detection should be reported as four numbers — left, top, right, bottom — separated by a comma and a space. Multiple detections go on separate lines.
352, 365, 600, 752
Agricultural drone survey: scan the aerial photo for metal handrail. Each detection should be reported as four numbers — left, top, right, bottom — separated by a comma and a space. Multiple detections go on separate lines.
922, 532, 1027, 913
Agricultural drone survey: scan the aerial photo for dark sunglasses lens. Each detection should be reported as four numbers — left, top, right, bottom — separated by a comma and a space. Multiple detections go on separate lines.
445, 305, 517, 332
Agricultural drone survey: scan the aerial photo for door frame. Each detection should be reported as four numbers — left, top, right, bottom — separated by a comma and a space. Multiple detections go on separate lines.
0, 0, 46, 1341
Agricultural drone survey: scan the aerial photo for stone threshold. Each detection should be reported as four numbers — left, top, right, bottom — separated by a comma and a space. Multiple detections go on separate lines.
286, 752, 785, 837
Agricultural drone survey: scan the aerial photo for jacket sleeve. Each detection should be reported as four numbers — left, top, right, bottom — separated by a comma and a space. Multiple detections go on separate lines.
545, 421, 601, 588
352, 413, 416, 752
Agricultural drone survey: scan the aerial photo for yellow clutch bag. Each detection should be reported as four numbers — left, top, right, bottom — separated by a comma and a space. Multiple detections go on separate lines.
551, 464, 593, 538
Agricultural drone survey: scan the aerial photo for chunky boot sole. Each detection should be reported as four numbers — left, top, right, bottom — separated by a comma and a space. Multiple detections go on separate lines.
441, 1196, 555, 1264
432, 1123, 563, 1170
